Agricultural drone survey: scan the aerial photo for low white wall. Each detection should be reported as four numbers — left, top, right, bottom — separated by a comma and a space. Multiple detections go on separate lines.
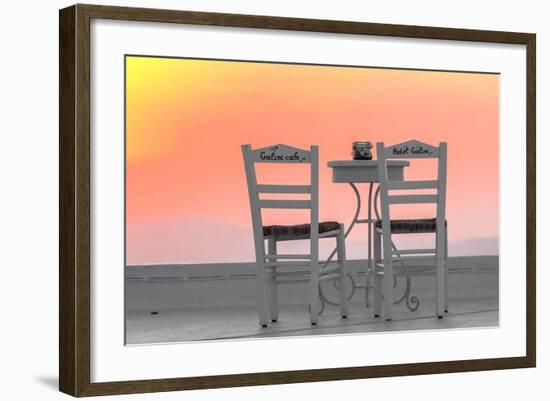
125, 256, 498, 311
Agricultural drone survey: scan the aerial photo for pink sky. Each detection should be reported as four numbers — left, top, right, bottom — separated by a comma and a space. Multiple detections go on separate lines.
126, 56, 499, 265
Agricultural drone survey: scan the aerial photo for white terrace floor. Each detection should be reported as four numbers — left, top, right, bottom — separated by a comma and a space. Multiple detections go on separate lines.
125, 256, 498, 344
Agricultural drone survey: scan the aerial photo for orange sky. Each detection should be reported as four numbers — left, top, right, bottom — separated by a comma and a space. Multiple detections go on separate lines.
125, 56, 499, 265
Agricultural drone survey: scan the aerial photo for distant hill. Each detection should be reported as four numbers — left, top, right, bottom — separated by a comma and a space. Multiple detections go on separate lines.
127, 217, 498, 265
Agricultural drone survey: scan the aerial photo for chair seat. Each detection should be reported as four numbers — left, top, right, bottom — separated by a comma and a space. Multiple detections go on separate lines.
263, 221, 340, 239
375, 218, 446, 234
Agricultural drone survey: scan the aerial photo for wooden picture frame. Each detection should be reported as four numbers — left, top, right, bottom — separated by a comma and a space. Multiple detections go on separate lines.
59, 3, 536, 397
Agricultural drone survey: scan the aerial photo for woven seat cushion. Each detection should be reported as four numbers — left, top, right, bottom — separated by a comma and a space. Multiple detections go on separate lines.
375, 218, 446, 234
263, 221, 340, 238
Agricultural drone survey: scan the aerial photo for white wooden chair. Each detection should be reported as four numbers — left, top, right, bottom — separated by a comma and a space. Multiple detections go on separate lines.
374, 140, 448, 320
242, 144, 349, 327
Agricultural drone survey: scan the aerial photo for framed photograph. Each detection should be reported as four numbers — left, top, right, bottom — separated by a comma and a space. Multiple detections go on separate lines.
59, 4, 536, 397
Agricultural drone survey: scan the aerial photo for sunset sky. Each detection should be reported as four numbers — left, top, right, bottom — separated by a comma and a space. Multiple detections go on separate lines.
125, 56, 499, 265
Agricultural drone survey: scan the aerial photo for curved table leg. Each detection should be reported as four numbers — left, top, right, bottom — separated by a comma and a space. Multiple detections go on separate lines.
365, 183, 373, 307
318, 184, 362, 312
321, 183, 362, 265
319, 181, 421, 313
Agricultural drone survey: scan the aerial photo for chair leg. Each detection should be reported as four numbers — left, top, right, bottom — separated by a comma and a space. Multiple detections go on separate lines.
382, 232, 394, 320
436, 229, 445, 319
444, 225, 449, 313
268, 238, 279, 322
365, 271, 371, 308
310, 256, 320, 325
373, 230, 382, 318
337, 224, 349, 319
256, 256, 270, 327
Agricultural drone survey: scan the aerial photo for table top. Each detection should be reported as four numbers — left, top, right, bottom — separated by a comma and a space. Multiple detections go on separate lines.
328, 159, 409, 183
327, 160, 409, 168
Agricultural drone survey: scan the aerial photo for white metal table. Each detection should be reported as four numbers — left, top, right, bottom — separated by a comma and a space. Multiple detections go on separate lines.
326, 160, 417, 310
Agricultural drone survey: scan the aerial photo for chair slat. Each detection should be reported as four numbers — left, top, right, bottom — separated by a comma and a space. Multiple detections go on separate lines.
265, 254, 311, 260
274, 271, 308, 278
319, 273, 342, 282
318, 230, 339, 238
392, 256, 437, 263
320, 264, 341, 275
388, 195, 438, 204
256, 184, 311, 194
265, 261, 312, 268
259, 199, 311, 209
392, 248, 437, 255
250, 144, 311, 163
387, 180, 438, 190
383, 140, 439, 159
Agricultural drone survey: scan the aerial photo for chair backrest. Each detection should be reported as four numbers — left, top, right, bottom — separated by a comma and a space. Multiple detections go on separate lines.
241, 144, 319, 260
376, 139, 447, 234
